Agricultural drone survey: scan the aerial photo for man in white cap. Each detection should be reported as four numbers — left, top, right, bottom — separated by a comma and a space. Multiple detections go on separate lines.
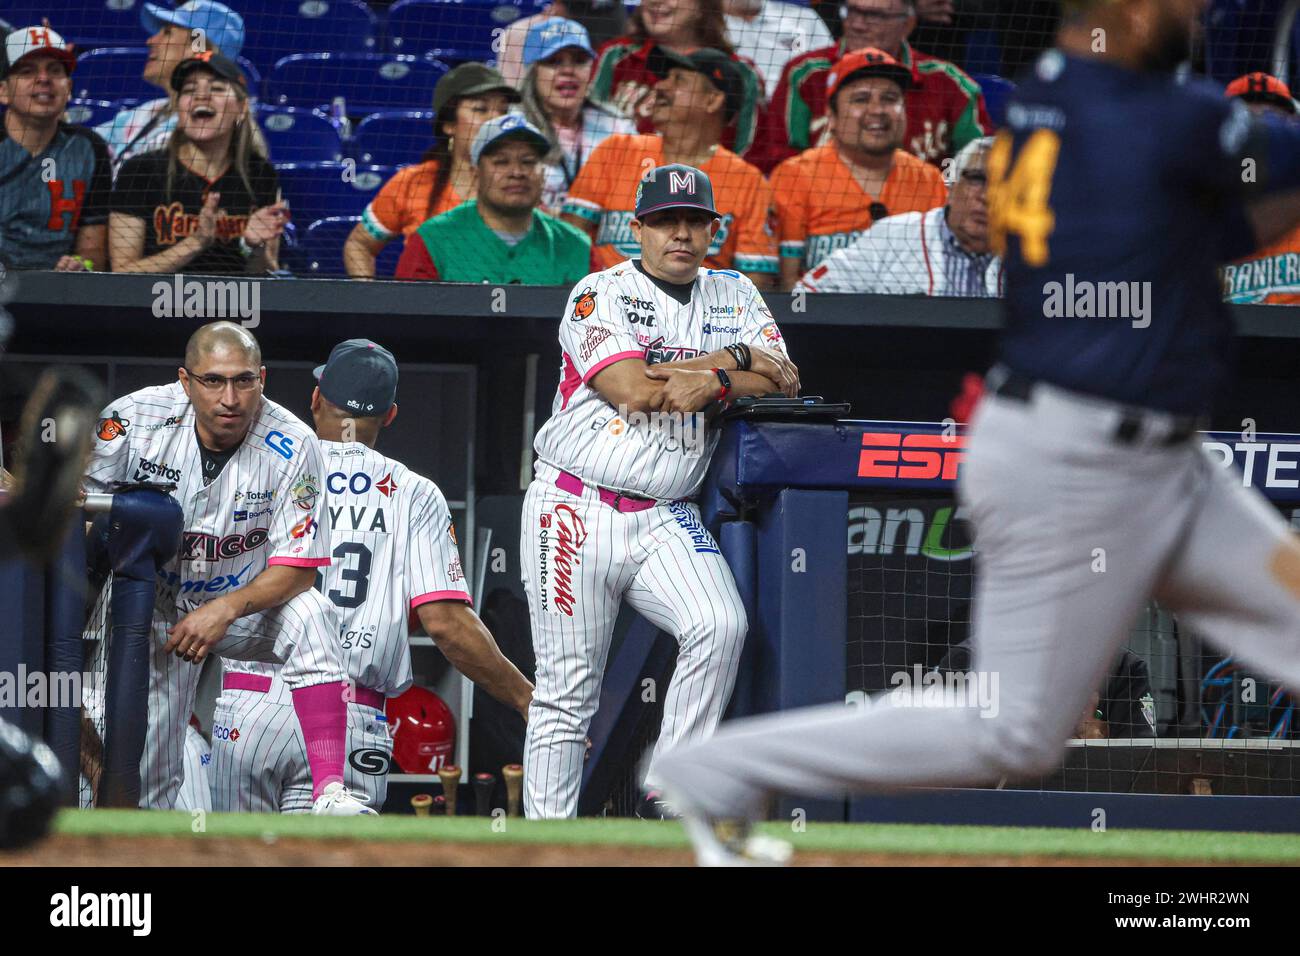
0, 24, 111, 270
94, 0, 247, 177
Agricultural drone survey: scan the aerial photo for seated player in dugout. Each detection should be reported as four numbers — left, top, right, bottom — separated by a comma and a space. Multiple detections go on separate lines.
757, 0, 991, 174
1220, 72, 1300, 304
344, 63, 519, 278
0, 25, 111, 272
588, 0, 767, 161
771, 47, 949, 291
395, 113, 591, 283
562, 48, 778, 287
798, 135, 1002, 296
109, 53, 288, 275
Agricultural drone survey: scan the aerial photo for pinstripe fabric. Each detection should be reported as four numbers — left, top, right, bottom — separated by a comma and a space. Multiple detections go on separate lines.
213, 442, 467, 811
82, 381, 345, 808
174, 723, 213, 813
520, 462, 747, 818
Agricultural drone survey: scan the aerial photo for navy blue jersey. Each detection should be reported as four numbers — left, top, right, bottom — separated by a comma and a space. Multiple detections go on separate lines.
992, 51, 1300, 414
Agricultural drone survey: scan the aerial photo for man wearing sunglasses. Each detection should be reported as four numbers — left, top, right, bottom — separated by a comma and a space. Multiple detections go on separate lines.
798, 135, 1001, 295
770, 47, 949, 290
753, 0, 990, 173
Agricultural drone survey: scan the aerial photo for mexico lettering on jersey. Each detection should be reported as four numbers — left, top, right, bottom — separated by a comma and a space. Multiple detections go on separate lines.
84, 381, 332, 622
226, 442, 473, 698
533, 261, 790, 501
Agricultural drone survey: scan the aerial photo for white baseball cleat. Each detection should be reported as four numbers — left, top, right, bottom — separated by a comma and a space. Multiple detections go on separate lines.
678, 809, 792, 867
311, 781, 378, 816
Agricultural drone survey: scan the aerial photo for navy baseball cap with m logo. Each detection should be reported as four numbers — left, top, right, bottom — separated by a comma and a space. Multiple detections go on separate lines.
633, 164, 721, 220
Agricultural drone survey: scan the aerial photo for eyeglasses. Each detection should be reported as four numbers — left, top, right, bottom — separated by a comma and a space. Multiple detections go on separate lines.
186, 369, 260, 391
869, 201, 889, 222
839, 5, 910, 24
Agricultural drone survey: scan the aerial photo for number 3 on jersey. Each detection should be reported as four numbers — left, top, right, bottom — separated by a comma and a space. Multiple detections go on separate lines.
317, 542, 372, 608
987, 128, 1060, 267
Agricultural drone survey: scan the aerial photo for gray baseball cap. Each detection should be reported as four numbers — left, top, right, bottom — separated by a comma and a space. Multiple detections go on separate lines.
313, 339, 398, 416
633, 164, 719, 219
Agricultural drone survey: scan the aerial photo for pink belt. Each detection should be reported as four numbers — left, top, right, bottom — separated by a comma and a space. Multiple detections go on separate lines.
223, 673, 385, 710
556, 470, 657, 513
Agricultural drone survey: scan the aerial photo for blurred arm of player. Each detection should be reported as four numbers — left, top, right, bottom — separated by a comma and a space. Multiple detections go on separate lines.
164, 564, 316, 662
416, 601, 533, 720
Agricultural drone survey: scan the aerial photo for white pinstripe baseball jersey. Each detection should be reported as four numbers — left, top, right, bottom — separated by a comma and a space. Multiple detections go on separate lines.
533, 261, 790, 501
85, 381, 332, 611
226, 441, 472, 697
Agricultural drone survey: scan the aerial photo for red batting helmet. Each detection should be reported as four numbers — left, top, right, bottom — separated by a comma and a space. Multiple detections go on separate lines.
386, 686, 456, 774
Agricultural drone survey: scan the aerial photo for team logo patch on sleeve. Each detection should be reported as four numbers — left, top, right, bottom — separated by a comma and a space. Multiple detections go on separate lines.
291, 475, 320, 511
760, 322, 783, 345
447, 517, 458, 544
571, 287, 597, 320
97, 412, 129, 441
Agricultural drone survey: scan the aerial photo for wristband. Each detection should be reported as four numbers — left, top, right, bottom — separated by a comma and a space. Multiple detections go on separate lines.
713, 367, 732, 401
725, 343, 745, 371
71, 255, 94, 272
738, 342, 752, 371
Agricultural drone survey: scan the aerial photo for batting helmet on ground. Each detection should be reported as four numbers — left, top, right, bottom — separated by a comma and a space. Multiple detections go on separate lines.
386, 686, 456, 774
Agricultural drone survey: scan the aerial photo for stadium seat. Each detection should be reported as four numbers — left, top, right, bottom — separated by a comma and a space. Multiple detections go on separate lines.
256, 105, 346, 163
274, 161, 394, 226
386, 0, 545, 62
71, 48, 261, 108
63, 99, 120, 128
265, 53, 450, 114
237, 0, 380, 77
4, 0, 149, 50
298, 216, 404, 277
352, 110, 436, 165
972, 74, 1015, 129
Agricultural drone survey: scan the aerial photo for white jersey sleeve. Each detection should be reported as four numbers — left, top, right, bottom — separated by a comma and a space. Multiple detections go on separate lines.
739, 285, 790, 359
267, 433, 331, 569
557, 275, 647, 394
408, 480, 473, 608
85, 394, 141, 492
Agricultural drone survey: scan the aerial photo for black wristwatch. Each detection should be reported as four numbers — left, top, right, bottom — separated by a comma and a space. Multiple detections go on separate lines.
713, 367, 732, 400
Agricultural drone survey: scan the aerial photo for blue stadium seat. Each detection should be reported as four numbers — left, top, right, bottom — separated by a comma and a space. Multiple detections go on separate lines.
274, 161, 394, 226
265, 53, 450, 114
238, 1, 380, 77
256, 105, 346, 163
352, 110, 436, 165
4, 0, 150, 50
72, 48, 261, 108
63, 99, 121, 128
972, 74, 1015, 129
386, 0, 544, 61
298, 216, 404, 277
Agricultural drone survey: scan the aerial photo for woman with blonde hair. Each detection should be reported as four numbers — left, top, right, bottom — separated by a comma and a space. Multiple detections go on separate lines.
519, 18, 635, 213
110, 53, 286, 274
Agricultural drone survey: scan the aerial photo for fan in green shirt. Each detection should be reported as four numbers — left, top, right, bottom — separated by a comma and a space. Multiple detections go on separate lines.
396, 113, 592, 284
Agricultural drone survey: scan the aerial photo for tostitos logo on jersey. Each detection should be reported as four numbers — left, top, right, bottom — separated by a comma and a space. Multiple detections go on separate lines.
133, 456, 182, 482
571, 287, 597, 320
97, 411, 129, 441
292, 475, 320, 511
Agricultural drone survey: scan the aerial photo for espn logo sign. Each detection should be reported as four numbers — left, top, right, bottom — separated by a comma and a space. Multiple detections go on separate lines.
858, 432, 966, 481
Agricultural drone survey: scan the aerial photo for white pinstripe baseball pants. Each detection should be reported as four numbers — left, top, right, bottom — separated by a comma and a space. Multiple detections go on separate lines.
141, 587, 346, 809
209, 690, 391, 813
520, 463, 748, 819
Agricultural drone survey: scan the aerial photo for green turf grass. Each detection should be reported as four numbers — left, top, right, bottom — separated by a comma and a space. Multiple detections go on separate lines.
50, 810, 1300, 863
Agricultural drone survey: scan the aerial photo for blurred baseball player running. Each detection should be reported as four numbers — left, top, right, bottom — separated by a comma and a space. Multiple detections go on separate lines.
85, 322, 370, 815
522, 163, 799, 818
210, 339, 533, 812
657, 0, 1300, 864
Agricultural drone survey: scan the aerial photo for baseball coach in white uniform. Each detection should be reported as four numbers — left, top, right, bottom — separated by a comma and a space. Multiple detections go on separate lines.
521, 163, 801, 819
84, 321, 370, 815
211, 339, 534, 812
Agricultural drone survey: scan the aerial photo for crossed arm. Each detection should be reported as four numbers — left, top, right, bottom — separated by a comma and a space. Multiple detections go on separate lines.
590, 346, 800, 416
164, 564, 316, 662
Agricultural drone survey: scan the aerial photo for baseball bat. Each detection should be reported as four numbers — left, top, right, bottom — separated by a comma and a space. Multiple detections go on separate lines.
474, 772, 496, 816
411, 793, 433, 817
503, 764, 523, 817
432, 794, 446, 815
438, 764, 461, 816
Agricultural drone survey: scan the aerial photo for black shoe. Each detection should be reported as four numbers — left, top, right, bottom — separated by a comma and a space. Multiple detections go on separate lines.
636, 789, 681, 820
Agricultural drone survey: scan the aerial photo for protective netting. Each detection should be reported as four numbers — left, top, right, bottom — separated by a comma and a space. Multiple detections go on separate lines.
0, 2, 1291, 287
